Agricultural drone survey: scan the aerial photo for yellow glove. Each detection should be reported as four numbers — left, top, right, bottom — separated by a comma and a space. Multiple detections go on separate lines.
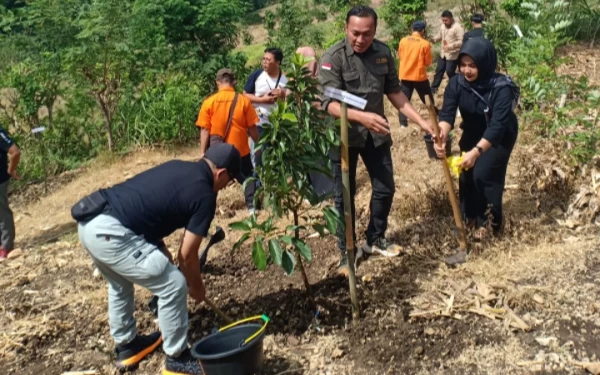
446, 153, 468, 178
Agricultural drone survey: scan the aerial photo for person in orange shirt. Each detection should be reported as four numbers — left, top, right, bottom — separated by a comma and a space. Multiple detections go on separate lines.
397, 21, 435, 128
196, 69, 261, 213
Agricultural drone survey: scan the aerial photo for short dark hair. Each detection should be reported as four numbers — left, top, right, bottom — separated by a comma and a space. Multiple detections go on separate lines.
264, 47, 283, 63
218, 74, 235, 84
346, 5, 378, 27
471, 13, 484, 23
441, 10, 453, 18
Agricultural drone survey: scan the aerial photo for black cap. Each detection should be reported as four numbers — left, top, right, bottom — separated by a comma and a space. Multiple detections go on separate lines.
471, 14, 484, 23
204, 143, 243, 183
412, 21, 426, 31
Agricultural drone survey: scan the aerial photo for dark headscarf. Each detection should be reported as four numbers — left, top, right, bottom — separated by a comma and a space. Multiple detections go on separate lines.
457, 38, 498, 91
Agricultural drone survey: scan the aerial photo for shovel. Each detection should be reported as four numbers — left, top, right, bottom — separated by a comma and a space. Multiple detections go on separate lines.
199, 226, 225, 268
424, 96, 469, 264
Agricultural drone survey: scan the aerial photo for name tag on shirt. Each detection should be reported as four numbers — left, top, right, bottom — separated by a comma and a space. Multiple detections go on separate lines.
376, 58, 388, 64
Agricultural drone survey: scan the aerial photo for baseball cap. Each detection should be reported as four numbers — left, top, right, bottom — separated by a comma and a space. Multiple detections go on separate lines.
471, 14, 484, 23
204, 143, 243, 183
412, 21, 426, 31
216, 68, 236, 82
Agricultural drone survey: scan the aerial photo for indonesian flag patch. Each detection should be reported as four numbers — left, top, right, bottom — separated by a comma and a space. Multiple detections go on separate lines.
321, 63, 332, 70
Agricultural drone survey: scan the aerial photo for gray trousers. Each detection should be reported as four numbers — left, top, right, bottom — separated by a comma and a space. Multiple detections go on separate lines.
0, 180, 15, 251
78, 214, 188, 356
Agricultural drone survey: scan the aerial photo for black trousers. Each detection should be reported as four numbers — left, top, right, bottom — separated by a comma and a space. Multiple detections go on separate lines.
398, 79, 435, 126
431, 56, 458, 91
330, 135, 395, 253
241, 154, 257, 209
459, 140, 514, 232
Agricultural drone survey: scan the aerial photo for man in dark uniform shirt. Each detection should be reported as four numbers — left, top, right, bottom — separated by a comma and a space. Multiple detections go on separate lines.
463, 14, 485, 42
318, 5, 434, 275
0, 125, 21, 260
73, 143, 241, 375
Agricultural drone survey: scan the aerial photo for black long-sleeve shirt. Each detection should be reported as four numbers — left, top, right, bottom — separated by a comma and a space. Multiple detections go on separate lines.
463, 28, 485, 42
439, 76, 518, 149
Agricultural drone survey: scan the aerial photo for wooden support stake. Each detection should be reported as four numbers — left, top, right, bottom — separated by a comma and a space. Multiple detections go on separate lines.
424, 96, 467, 251
340, 102, 360, 324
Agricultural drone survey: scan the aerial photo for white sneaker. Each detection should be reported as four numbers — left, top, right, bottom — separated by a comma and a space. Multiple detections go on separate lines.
362, 238, 402, 257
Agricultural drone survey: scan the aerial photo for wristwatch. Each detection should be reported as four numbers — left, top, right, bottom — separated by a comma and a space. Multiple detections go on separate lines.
475, 146, 484, 155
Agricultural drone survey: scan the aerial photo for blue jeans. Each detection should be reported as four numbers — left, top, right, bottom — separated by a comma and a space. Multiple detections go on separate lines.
0, 180, 15, 251
78, 214, 188, 356
250, 126, 264, 168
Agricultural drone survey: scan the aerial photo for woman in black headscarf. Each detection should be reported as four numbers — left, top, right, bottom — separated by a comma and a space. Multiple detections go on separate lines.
435, 38, 518, 264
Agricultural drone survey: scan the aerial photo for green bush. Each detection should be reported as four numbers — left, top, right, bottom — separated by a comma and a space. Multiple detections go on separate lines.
116, 74, 202, 148
568, 0, 600, 46
381, 0, 427, 48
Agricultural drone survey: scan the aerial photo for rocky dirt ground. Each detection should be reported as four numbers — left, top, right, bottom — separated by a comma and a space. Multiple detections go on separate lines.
1, 50, 600, 375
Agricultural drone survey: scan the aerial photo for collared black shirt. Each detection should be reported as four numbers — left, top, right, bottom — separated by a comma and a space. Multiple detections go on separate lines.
319, 38, 401, 148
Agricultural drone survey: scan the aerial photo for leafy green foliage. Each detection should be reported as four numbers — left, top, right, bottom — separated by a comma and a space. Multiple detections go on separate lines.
0, 0, 249, 185
568, 0, 600, 46
381, 0, 427, 47
500, 0, 530, 20
229, 54, 341, 288
263, 0, 331, 62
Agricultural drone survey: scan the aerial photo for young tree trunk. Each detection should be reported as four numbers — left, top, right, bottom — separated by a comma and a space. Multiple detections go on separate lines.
293, 210, 314, 306
95, 95, 114, 151
47, 104, 54, 129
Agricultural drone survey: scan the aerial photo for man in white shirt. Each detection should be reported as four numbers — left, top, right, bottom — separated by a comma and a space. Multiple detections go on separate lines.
243, 47, 289, 209
243, 47, 289, 129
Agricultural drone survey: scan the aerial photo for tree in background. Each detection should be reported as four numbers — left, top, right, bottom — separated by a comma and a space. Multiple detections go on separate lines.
381, 0, 428, 50
0, 0, 249, 181
263, 0, 336, 66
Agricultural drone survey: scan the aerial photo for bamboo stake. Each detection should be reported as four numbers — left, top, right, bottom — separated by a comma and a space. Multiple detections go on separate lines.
424, 96, 468, 251
340, 102, 360, 324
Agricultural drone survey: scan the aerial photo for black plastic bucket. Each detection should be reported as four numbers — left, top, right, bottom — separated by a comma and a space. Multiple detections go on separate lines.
424, 134, 452, 159
191, 323, 266, 375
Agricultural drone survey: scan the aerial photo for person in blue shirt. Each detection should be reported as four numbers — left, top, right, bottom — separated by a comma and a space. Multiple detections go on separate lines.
0, 125, 21, 260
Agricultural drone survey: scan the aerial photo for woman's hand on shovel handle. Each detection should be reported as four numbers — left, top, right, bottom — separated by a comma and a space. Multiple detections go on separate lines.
434, 122, 452, 158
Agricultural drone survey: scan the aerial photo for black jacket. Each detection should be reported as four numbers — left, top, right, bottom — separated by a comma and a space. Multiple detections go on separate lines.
463, 28, 485, 42
439, 38, 518, 150
439, 76, 518, 150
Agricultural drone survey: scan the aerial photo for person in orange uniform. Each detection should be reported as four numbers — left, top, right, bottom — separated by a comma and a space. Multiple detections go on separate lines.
197, 68, 261, 213
397, 21, 434, 128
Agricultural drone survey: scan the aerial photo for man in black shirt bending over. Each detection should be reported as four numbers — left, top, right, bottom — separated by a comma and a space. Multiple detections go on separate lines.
73, 143, 241, 375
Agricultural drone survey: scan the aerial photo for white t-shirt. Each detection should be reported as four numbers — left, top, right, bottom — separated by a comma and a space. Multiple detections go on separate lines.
244, 69, 288, 126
